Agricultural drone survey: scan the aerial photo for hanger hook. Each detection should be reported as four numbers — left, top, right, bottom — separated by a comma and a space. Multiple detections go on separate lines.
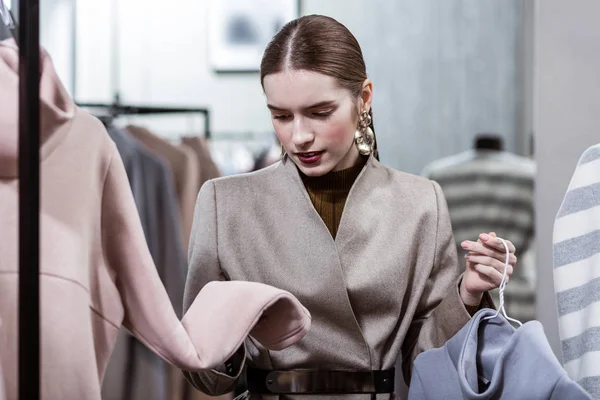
482, 237, 523, 327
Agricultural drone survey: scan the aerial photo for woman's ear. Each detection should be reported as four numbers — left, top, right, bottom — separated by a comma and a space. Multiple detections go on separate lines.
360, 78, 373, 112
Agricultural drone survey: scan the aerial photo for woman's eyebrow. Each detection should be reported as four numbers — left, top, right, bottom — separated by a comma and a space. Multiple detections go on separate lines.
267, 100, 336, 112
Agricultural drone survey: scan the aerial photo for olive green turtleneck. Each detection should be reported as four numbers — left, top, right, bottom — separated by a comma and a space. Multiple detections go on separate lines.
300, 155, 481, 315
300, 157, 367, 239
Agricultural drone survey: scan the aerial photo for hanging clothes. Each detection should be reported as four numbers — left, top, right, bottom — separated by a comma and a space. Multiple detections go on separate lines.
553, 143, 600, 399
408, 308, 593, 399
422, 149, 537, 322
0, 40, 311, 400
103, 126, 188, 400
0, 17, 10, 41
127, 126, 200, 251
0, 319, 4, 400
107, 126, 187, 316
182, 136, 222, 189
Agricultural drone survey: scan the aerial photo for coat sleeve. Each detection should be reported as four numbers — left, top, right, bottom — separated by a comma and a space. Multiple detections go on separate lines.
181, 180, 247, 396
101, 146, 247, 371
550, 375, 594, 400
401, 181, 493, 385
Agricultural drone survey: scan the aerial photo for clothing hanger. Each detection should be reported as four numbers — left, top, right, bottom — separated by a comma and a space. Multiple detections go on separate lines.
0, 0, 18, 45
482, 237, 523, 327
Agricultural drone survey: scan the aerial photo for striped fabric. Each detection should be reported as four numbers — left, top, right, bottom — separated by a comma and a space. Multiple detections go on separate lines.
422, 150, 537, 321
553, 143, 600, 399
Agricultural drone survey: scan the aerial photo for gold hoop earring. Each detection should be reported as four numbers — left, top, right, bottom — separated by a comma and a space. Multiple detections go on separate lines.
354, 110, 375, 156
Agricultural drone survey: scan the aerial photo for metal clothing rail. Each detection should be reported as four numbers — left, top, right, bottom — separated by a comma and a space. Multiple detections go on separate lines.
16, 0, 41, 399
78, 96, 212, 139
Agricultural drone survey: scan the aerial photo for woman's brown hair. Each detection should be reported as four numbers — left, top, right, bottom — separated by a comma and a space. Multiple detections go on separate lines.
260, 14, 378, 159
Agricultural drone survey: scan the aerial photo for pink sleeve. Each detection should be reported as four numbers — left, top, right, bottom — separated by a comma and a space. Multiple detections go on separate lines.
100, 147, 310, 371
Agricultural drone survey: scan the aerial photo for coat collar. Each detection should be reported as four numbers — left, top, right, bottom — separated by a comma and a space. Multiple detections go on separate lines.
451, 309, 565, 399
0, 40, 76, 179
278, 153, 377, 243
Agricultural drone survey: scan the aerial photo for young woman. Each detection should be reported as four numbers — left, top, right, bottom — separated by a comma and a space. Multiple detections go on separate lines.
182, 15, 517, 400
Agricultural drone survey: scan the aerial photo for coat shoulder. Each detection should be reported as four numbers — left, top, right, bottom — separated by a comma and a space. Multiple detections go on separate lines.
203, 161, 283, 195
374, 161, 440, 199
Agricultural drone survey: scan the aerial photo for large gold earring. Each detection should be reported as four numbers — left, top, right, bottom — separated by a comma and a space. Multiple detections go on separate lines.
280, 144, 286, 158
354, 110, 375, 156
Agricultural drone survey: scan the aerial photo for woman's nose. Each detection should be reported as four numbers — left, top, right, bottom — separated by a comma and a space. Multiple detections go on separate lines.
292, 119, 315, 147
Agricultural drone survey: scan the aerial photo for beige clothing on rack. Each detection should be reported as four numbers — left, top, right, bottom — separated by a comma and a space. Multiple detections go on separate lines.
127, 126, 199, 250
182, 136, 222, 188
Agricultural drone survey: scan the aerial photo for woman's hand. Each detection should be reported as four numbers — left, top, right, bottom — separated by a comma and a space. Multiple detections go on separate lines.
459, 232, 517, 306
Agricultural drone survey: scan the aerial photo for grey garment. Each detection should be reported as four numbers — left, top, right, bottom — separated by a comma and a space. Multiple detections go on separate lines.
553, 143, 600, 399
108, 126, 187, 313
422, 150, 537, 322
101, 330, 168, 400
408, 308, 593, 400
102, 127, 187, 400
421, 150, 535, 255
0, 21, 11, 41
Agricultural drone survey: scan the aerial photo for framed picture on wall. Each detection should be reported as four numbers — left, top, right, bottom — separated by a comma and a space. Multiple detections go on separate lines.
208, 0, 301, 73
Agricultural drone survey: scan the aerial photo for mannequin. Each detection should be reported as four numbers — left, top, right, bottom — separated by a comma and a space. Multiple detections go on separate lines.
0, 40, 311, 400
422, 132, 537, 322
474, 133, 504, 151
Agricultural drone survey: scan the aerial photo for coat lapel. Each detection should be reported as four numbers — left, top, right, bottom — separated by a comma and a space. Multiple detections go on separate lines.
268, 157, 374, 369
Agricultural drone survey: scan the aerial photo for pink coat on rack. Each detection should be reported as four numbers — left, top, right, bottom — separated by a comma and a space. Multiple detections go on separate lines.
0, 319, 4, 400
0, 40, 311, 400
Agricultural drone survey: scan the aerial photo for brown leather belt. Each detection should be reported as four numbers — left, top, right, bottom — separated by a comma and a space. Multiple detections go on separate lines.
246, 367, 395, 394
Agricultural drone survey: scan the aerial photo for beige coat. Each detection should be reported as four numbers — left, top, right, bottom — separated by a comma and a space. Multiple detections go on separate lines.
183, 155, 482, 399
182, 136, 222, 189
0, 41, 311, 400
127, 126, 200, 251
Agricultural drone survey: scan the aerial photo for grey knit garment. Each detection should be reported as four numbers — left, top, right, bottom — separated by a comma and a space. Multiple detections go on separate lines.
408, 308, 592, 399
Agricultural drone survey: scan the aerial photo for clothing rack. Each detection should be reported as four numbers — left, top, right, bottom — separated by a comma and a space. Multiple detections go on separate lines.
78, 94, 212, 139
11, 0, 42, 399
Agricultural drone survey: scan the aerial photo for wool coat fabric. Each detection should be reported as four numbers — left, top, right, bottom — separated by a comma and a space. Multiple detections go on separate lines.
182, 136, 222, 189
0, 41, 311, 400
409, 308, 593, 399
183, 154, 489, 399
0, 319, 4, 400
127, 125, 199, 251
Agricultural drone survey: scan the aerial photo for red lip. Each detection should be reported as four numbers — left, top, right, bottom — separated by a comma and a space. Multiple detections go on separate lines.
296, 151, 324, 164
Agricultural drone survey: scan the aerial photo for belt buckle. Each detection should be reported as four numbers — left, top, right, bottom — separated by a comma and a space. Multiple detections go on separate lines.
265, 370, 378, 394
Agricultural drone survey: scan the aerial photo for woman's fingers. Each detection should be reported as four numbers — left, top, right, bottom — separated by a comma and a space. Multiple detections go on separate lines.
466, 254, 514, 277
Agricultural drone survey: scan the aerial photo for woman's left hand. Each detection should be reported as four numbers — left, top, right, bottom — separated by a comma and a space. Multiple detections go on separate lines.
459, 232, 517, 306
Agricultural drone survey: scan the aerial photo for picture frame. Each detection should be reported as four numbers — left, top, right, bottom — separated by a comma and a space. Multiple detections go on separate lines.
208, 0, 301, 73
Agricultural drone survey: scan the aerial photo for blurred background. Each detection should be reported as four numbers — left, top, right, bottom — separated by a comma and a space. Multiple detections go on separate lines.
2, 0, 599, 399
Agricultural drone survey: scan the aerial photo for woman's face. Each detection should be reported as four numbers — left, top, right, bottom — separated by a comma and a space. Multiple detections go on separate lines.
263, 69, 371, 177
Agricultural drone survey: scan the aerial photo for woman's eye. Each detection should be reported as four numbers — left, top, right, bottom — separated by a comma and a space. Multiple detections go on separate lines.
312, 111, 332, 118
273, 115, 291, 121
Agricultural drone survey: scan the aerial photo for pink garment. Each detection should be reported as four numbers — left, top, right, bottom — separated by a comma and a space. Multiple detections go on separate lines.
0, 319, 4, 400
0, 40, 311, 400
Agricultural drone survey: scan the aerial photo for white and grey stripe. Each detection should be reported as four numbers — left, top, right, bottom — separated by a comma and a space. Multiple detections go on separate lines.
553, 143, 600, 399
422, 150, 537, 321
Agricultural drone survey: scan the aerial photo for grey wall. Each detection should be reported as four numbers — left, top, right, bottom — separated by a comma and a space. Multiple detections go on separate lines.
305, 0, 528, 174
535, 0, 600, 360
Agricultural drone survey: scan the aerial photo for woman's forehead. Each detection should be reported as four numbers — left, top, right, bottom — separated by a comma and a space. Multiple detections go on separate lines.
263, 70, 346, 109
